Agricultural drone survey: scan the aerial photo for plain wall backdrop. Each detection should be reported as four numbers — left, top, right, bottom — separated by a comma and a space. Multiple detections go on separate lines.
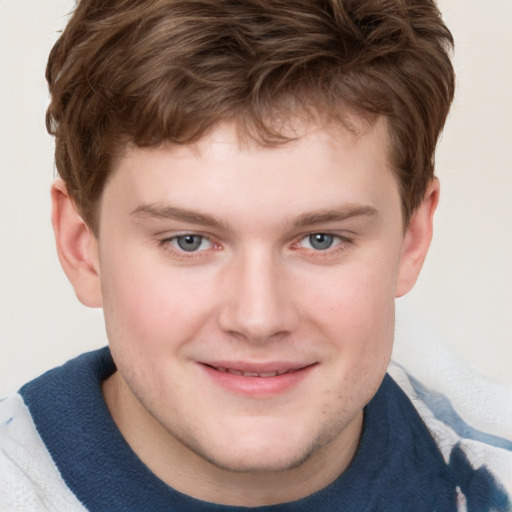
0, 0, 511, 396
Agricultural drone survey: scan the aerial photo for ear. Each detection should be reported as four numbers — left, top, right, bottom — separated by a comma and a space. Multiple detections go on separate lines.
51, 179, 102, 308
395, 179, 440, 298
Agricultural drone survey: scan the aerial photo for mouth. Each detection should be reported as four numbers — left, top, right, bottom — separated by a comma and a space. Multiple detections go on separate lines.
198, 362, 316, 397
204, 364, 304, 378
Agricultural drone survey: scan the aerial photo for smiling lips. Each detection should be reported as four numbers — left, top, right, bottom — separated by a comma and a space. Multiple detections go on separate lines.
208, 365, 301, 378
200, 362, 316, 397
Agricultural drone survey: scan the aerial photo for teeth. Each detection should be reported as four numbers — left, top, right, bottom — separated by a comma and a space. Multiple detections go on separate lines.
259, 371, 278, 378
214, 366, 294, 378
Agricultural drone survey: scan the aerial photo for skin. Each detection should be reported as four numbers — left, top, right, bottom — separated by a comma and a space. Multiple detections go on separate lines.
52, 117, 438, 506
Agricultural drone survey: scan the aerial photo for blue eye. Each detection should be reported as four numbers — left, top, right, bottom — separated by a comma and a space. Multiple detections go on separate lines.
174, 235, 207, 252
307, 233, 335, 250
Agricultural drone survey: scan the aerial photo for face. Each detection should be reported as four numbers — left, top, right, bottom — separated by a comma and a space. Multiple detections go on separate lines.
71, 117, 431, 500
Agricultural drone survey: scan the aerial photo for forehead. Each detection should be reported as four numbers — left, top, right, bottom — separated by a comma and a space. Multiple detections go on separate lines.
100, 117, 401, 234
115, 112, 390, 176
116, 107, 386, 164
107, 117, 397, 215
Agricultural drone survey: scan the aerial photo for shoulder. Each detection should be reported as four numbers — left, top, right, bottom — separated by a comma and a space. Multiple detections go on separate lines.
389, 362, 512, 510
0, 392, 86, 512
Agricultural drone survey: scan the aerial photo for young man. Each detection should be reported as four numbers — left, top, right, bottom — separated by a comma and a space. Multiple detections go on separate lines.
0, 0, 510, 510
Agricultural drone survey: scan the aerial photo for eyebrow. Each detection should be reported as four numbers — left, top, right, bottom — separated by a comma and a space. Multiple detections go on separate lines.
293, 204, 378, 227
131, 204, 228, 229
131, 202, 377, 230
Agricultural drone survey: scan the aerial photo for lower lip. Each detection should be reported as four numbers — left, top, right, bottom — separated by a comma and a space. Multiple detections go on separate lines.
198, 364, 316, 398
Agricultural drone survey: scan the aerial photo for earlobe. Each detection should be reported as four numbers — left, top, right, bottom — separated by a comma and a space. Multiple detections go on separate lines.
51, 179, 102, 308
395, 179, 440, 298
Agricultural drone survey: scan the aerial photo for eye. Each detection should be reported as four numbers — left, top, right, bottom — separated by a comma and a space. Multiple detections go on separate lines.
303, 233, 337, 251
171, 234, 211, 252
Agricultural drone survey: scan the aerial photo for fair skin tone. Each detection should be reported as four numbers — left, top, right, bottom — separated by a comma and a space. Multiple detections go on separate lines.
52, 118, 438, 506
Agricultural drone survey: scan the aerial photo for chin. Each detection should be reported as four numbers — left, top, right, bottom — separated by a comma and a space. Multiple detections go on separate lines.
201, 445, 313, 474
186, 423, 333, 475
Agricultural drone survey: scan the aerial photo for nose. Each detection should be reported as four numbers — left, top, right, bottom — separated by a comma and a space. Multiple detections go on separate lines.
217, 249, 300, 343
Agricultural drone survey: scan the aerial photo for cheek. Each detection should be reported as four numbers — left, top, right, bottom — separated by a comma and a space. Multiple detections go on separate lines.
99, 248, 215, 353
312, 267, 396, 412
298, 254, 397, 370
306, 256, 397, 330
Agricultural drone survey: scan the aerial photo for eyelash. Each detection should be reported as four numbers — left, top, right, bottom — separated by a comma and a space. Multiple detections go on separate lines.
158, 232, 353, 261
158, 233, 221, 261
292, 233, 353, 260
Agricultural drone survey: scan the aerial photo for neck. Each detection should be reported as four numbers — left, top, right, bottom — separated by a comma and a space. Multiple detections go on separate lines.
102, 371, 363, 506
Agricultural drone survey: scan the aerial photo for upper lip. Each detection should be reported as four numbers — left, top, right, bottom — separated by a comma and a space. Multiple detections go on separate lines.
199, 361, 315, 377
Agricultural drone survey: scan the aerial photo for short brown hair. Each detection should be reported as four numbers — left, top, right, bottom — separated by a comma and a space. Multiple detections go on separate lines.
46, 0, 455, 230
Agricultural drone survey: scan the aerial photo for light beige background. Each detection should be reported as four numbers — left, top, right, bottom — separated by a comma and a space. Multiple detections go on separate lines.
0, 0, 511, 395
